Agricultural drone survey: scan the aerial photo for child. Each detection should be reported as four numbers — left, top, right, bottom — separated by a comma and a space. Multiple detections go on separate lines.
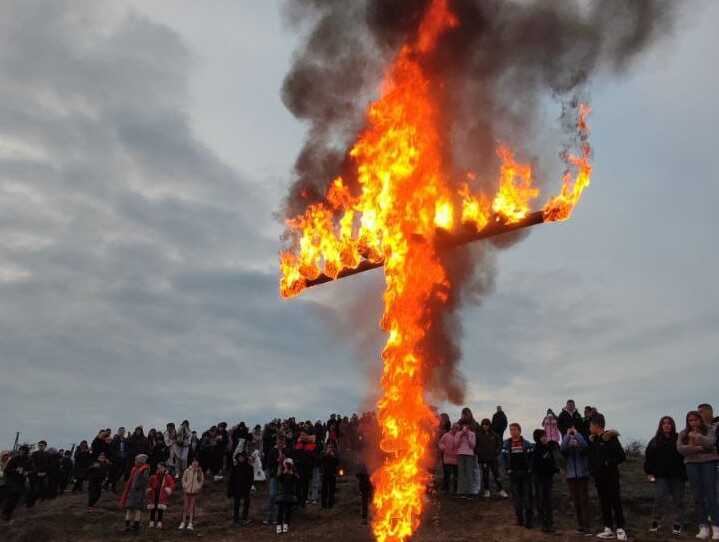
454, 419, 477, 497
476, 419, 507, 498
561, 425, 591, 534
532, 429, 560, 533
321, 447, 339, 509
119, 454, 150, 532
645, 416, 686, 536
147, 462, 175, 529
588, 413, 627, 541
677, 410, 719, 540
356, 463, 373, 525
276, 458, 299, 534
87, 452, 109, 511
502, 423, 534, 529
180, 458, 204, 530
228, 452, 254, 526
438, 423, 459, 495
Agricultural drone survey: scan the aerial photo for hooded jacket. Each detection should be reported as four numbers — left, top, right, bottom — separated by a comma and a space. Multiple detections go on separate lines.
587, 430, 625, 476
227, 460, 254, 498
119, 463, 150, 509
558, 408, 584, 435
475, 429, 502, 462
438, 431, 458, 465
147, 471, 176, 509
182, 466, 204, 495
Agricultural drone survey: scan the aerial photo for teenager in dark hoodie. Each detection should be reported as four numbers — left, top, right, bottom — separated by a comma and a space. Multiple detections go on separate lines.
502, 423, 534, 529
228, 452, 254, 526
644, 416, 686, 536
532, 429, 561, 533
87, 452, 110, 511
476, 418, 507, 498
321, 446, 339, 509
588, 413, 627, 541
356, 463, 373, 525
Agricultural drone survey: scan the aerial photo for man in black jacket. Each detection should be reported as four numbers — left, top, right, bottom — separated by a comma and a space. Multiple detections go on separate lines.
558, 400, 585, 438
491, 406, 508, 442
228, 452, 254, 525
532, 429, 560, 533
588, 414, 627, 541
2, 446, 30, 522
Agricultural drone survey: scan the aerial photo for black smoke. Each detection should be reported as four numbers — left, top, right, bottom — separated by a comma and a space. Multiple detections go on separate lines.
280, 0, 676, 404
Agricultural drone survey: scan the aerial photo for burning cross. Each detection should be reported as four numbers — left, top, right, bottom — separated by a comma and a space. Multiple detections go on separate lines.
279, 2, 591, 541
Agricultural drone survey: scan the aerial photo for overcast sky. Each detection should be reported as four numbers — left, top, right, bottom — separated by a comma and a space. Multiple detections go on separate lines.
1, 1, 717, 449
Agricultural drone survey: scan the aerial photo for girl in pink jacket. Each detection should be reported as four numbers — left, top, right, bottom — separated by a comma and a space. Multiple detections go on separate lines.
439, 424, 459, 494
454, 421, 477, 496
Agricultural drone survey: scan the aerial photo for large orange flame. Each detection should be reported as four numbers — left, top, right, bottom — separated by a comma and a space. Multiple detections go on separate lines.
279, 2, 593, 540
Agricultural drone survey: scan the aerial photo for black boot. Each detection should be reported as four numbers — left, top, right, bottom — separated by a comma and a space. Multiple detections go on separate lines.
132, 521, 140, 532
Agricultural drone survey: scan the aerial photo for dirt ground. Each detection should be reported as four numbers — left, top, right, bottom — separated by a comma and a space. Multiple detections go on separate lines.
2, 458, 693, 542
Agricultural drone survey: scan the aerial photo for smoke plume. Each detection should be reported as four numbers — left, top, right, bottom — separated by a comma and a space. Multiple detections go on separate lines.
280, 0, 675, 404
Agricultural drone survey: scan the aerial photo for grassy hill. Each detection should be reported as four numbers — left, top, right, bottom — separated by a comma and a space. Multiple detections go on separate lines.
3, 457, 689, 542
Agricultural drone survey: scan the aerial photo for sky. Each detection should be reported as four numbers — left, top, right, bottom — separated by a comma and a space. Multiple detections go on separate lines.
1, 0, 717, 450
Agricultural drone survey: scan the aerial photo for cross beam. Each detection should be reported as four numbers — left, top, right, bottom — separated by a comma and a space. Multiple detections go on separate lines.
304, 210, 545, 288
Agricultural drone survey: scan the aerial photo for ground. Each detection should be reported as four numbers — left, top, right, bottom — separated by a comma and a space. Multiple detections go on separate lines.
2, 458, 692, 542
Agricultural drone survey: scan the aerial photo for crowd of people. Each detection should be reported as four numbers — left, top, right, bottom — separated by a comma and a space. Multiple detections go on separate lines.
1, 402, 718, 540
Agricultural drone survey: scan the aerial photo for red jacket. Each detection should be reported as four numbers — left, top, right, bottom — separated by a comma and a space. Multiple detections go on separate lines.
146, 471, 176, 508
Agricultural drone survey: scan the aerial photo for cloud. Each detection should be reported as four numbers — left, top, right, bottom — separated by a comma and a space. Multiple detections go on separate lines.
0, 0, 367, 446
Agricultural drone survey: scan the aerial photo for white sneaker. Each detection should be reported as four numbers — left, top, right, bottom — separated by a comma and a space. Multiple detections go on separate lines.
482, 490, 490, 498
616, 528, 627, 541
711, 526, 719, 541
156, 521, 162, 529
187, 523, 194, 531
498, 489, 509, 499
149, 521, 155, 528
178, 522, 185, 530
276, 524, 282, 534
697, 525, 710, 540
597, 527, 616, 539
283, 524, 289, 533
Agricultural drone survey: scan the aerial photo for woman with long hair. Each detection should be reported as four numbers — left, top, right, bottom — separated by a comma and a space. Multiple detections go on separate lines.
645, 416, 686, 536
677, 410, 719, 540
542, 409, 562, 444
454, 408, 477, 497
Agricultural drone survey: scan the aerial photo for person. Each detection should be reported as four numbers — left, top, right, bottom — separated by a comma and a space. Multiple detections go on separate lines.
542, 409, 562, 444
147, 462, 175, 529
215, 422, 230, 480
439, 413, 452, 435
502, 423, 534, 529
1, 445, 30, 522
126, 427, 148, 480
59, 450, 74, 494
698, 404, 719, 427
109, 427, 129, 492
677, 410, 719, 540
91, 429, 111, 461
228, 452, 254, 526
294, 431, 318, 507
588, 413, 627, 541
356, 463, 373, 525
72, 441, 92, 493
438, 423, 459, 495
119, 454, 150, 532
87, 452, 109, 511
645, 416, 686, 536
320, 446, 339, 509
532, 429, 560, 533
561, 425, 591, 534
492, 406, 508, 443
276, 458, 299, 534
476, 418, 507, 499
264, 436, 286, 526
180, 458, 204, 530
454, 415, 477, 498
558, 400, 584, 438
27, 439, 49, 507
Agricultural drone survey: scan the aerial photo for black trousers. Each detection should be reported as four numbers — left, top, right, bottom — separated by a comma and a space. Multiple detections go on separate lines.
321, 475, 336, 508
149, 508, 164, 522
595, 469, 625, 530
233, 494, 250, 521
509, 471, 533, 525
534, 474, 554, 529
298, 470, 311, 506
277, 501, 292, 525
88, 479, 102, 507
1, 483, 24, 521
27, 474, 48, 507
442, 464, 458, 494
480, 461, 503, 491
361, 488, 373, 520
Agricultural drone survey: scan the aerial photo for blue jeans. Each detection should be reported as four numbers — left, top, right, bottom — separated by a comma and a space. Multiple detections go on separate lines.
265, 477, 278, 523
686, 462, 719, 526
652, 477, 685, 526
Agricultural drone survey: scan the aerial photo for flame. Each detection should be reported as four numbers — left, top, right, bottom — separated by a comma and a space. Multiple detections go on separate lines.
543, 104, 593, 222
279, 2, 594, 540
